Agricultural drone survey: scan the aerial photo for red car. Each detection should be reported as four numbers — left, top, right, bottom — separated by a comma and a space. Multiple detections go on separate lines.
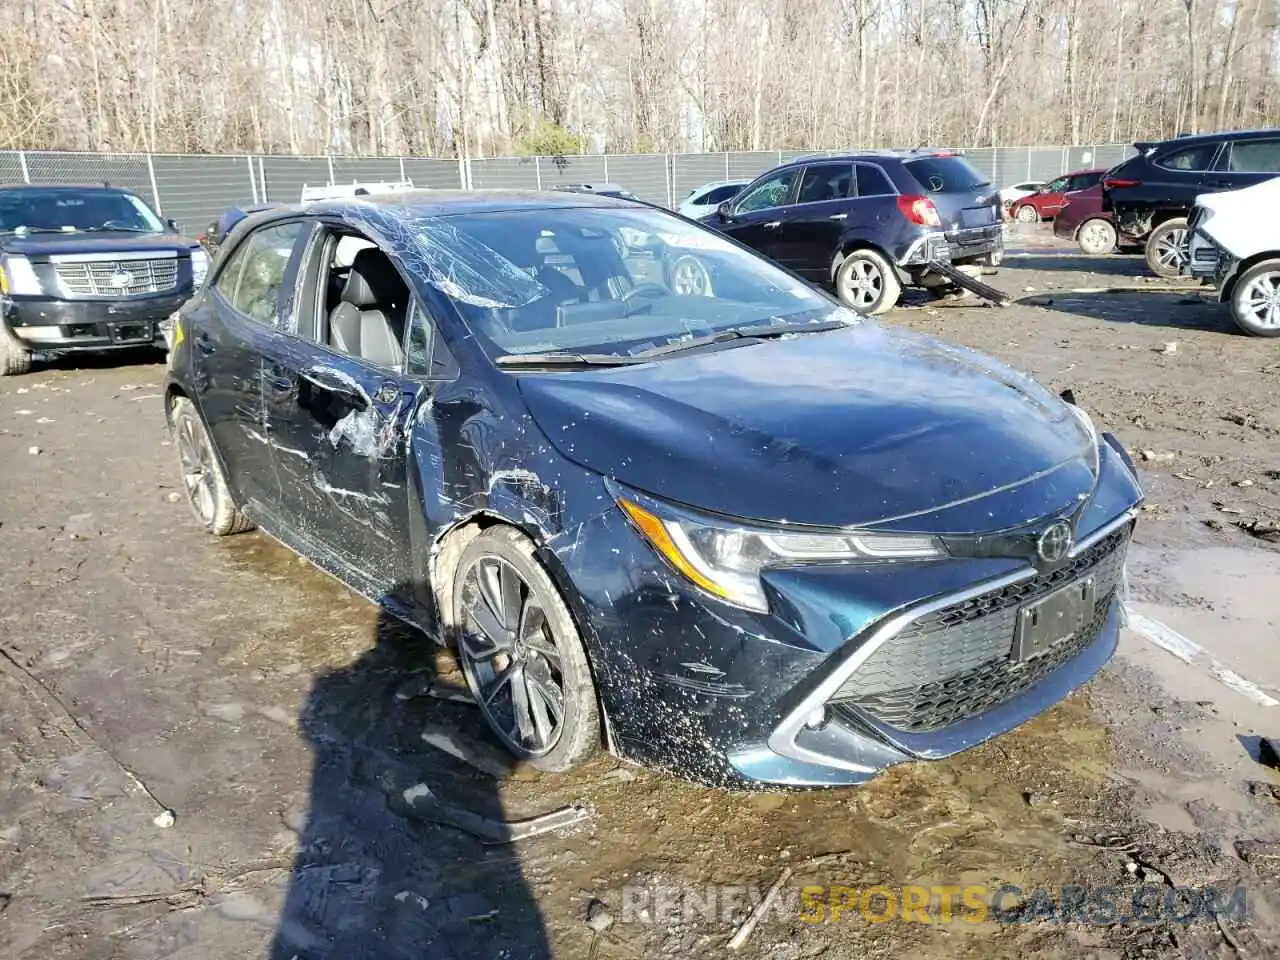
1010, 168, 1106, 223
1052, 184, 1143, 255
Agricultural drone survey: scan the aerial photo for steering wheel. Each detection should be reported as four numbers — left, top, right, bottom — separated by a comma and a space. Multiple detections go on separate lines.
620, 282, 668, 303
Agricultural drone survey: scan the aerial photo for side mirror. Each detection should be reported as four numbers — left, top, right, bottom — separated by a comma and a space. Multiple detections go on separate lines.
166, 218, 181, 233
716, 200, 733, 221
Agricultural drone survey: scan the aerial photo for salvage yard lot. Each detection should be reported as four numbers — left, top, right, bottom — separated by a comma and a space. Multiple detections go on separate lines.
2, 227, 1280, 960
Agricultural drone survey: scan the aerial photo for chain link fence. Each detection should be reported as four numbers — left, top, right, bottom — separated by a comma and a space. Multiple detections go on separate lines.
0, 144, 1137, 236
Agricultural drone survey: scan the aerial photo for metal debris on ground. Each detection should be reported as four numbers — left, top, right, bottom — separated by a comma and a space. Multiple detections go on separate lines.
728, 865, 793, 950
1235, 518, 1280, 543
1258, 737, 1280, 769
420, 726, 514, 777
925, 260, 1012, 305
400, 782, 591, 844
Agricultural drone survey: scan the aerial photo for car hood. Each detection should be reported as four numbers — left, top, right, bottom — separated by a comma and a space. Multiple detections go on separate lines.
518, 325, 1099, 532
0, 231, 196, 259
1195, 176, 1280, 259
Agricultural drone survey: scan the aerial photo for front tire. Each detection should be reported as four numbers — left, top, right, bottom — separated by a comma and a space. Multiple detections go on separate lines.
1145, 218, 1189, 278
453, 526, 601, 773
833, 248, 901, 315
1229, 258, 1280, 337
0, 325, 32, 376
1015, 204, 1039, 223
1077, 218, 1118, 256
170, 397, 254, 536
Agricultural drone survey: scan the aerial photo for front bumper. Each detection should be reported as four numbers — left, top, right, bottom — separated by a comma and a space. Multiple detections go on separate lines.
2, 293, 187, 349
556, 438, 1142, 789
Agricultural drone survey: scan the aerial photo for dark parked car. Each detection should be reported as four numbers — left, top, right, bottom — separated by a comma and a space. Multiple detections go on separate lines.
164, 190, 1143, 789
551, 182, 639, 201
1052, 183, 1143, 255
1102, 128, 1280, 277
1009, 168, 1106, 223
700, 151, 1004, 314
0, 183, 206, 375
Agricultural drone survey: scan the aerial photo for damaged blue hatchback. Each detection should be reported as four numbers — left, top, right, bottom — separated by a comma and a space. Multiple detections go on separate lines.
163, 190, 1144, 789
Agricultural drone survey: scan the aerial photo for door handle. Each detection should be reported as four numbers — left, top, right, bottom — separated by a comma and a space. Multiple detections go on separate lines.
828, 213, 848, 220
194, 331, 215, 354
299, 367, 367, 410
763, 220, 782, 230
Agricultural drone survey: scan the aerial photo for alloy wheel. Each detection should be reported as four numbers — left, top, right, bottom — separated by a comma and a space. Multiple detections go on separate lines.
669, 255, 713, 296
1153, 228, 1189, 273
1016, 205, 1038, 223
839, 258, 883, 310
457, 555, 566, 757
1240, 271, 1280, 331
177, 414, 217, 524
1079, 220, 1116, 255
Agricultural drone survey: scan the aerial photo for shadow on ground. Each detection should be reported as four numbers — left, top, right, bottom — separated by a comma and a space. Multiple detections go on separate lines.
1001, 253, 1150, 278
270, 590, 551, 960
31, 345, 167, 374
1021, 289, 1241, 334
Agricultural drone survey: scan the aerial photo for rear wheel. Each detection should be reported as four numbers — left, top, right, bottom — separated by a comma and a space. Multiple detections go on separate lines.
0, 325, 31, 376
1015, 204, 1039, 223
453, 526, 600, 772
170, 397, 254, 536
833, 249, 901, 315
1077, 218, 1118, 256
1145, 218, 1189, 278
1229, 258, 1280, 338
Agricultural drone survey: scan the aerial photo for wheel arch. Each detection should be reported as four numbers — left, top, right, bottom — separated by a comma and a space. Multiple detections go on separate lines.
1221, 251, 1280, 305
427, 510, 620, 755
831, 238, 895, 281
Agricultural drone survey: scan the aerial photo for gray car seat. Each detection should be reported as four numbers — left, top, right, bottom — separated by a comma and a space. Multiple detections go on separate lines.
328, 248, 409, 367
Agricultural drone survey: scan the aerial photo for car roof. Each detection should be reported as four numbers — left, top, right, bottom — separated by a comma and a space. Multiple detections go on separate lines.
0, 182, 139, 193
769, 150, 967, 172
1139, 128, 1280, 150
240, 188, 644, 228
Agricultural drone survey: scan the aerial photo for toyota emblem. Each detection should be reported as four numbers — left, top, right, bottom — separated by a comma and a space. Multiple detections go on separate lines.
1037, 521, 1073, 564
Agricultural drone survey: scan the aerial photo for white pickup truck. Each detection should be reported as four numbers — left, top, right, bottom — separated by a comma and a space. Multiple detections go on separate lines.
1186, 176, 1280, 337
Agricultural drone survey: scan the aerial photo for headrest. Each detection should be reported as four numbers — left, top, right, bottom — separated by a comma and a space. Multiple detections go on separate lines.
341, 247, 406, 308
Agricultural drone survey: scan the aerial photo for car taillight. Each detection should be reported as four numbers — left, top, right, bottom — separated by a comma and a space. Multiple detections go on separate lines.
896, 195, 942, 227
1103, 178, 1141, 189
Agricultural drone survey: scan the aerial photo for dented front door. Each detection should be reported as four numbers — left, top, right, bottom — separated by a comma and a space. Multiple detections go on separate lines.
262, 341, 417, 589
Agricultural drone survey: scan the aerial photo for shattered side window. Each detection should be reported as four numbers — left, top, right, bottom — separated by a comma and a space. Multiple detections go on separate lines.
225, 222, 305, 326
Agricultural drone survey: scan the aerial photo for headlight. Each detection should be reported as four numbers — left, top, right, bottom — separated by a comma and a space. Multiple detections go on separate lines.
615, 489, 947, 612
1065, 400, 1101, 474
190, 249, 209, 288
0, 255, 42, 295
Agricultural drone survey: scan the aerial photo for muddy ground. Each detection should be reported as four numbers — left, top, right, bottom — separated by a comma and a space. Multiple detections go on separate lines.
2, 223, 1279, 960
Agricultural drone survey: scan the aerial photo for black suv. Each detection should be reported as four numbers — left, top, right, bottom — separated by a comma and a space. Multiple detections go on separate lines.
1102, 128, 1280, 277
698, 151, 1003, 314
0, 183, 205, 375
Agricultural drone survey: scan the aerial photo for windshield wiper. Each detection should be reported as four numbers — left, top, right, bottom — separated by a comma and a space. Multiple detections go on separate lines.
629, 319, 850, 360
78, 225, 154, 233
495, 352, 646, 369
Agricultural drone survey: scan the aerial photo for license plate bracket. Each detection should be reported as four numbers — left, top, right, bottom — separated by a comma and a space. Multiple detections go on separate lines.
1012, 576, 1096, 661
112, 322, 150, 343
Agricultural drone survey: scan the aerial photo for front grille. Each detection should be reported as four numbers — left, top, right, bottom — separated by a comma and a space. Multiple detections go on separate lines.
831, 524, 1130, 732
54, 257, 179, 297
